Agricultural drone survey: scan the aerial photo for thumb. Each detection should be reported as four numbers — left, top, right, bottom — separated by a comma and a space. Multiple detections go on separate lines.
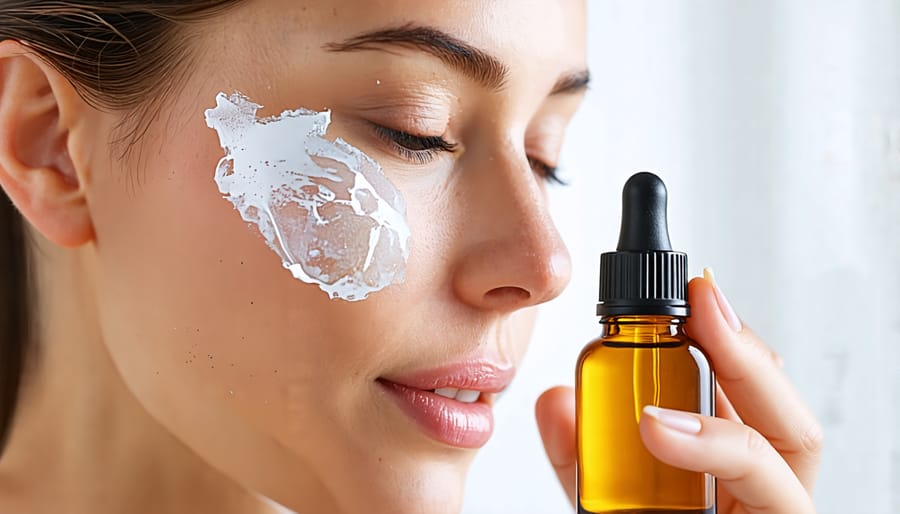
535, 386, 577, 507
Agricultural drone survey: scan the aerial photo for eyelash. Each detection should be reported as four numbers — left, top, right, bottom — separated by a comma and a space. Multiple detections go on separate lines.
528, 157, 567, 186
372, 124, 566, 185
372, 124, 457, 165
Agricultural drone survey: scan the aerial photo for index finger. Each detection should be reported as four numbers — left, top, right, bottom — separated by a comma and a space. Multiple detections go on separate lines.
535, 386, 577, 507
684, 270, 823, 493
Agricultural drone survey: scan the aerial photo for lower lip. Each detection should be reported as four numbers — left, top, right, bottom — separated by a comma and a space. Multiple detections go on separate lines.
378, 380, 494, 449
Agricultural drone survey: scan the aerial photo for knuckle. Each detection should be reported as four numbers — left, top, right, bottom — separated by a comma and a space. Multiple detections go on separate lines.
770, 349, 785, 368
799, 419, 825, 456
745, 427, 771, 455
742, 332, 774, 363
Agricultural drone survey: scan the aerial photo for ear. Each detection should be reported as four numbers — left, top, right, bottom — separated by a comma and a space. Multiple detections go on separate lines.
0, 40, 94, 248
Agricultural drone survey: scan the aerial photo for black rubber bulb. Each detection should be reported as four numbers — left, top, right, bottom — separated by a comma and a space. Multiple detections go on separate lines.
616, 172, 673, 252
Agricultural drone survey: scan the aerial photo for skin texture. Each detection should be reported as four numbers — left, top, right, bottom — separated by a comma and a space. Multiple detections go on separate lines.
0, 1, 821, 513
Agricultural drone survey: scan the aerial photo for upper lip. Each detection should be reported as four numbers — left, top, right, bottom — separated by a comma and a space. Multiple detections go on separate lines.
379, 359, 516, 395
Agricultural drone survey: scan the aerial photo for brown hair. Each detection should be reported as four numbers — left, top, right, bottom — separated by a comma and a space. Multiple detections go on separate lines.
0, 0, 242, 456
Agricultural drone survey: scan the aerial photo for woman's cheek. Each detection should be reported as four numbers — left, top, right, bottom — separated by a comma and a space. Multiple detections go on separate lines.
117, 91, 424, 434
204, 91, 411, 303
87, 88, 451, 457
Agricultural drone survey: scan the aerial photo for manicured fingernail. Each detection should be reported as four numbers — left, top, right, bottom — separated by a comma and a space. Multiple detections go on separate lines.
703, 267, 742, 332
643, 406, 702, 434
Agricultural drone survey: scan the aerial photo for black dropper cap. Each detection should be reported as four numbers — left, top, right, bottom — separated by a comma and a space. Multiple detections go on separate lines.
597, 172, 689, 317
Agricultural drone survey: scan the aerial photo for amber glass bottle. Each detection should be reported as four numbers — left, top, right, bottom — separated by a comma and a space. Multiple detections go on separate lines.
576, 173, 716, 514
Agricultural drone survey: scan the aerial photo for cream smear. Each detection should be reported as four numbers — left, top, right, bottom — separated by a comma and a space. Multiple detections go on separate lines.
205, 92, 410, 301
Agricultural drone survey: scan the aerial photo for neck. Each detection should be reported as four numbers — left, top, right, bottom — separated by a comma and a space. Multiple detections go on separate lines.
599, 315, 687, 342
0, 237, 277, 514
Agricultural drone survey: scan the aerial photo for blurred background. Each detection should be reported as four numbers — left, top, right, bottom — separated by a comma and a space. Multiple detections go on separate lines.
464, 1, 900, 513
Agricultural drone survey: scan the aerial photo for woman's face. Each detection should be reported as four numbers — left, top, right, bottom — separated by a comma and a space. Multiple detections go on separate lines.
83, 0, 586, 512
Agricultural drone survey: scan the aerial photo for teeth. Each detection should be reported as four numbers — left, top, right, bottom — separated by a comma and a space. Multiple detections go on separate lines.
433, 387, 481, 404
455, 390, 481, 404
434, 388, 459, 399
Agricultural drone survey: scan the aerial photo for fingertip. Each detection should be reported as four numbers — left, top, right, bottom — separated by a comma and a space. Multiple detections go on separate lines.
638, 410, 675, 466
688, 275, 718, 320
687, 276, 721, 333
535, 385, 574, 424
638, 408, 659, 443
689, 273, 713, 291
534, 386, 576, 467
639, 407, 710, 473
685, 274, 734, 348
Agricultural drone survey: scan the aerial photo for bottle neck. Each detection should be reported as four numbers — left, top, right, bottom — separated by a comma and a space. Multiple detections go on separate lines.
598, 315, 688, 343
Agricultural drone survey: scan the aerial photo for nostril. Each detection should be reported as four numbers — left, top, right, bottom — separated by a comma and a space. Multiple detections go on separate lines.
484, 286, 531, 305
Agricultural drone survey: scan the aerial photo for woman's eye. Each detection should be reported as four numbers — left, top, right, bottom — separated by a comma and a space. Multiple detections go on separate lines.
528, 156, 567, 186
372, 124, 457, 164
372, 124, 565, 185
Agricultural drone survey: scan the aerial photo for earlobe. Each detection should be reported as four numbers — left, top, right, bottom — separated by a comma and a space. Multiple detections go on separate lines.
0, 40, 94, 248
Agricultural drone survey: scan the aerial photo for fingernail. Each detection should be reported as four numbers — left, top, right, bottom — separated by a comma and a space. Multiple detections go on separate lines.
703, 267, 743, 332
643, 406, 702, 434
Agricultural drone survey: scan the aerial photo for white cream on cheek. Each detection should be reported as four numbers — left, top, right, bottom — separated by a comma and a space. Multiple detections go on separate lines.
204, 92, 410, 301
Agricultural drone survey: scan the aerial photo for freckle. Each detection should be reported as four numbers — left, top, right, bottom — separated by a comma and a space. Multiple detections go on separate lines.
274, 369, 278, 374
230, 363, 235, 367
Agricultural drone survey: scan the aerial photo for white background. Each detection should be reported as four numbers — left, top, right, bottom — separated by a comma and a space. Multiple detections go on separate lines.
463, 2, 900, 513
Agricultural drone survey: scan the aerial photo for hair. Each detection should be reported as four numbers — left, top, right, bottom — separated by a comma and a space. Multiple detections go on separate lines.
0, 0, 242, 457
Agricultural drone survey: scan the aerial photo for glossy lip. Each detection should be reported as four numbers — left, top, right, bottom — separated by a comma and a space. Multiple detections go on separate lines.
378, 360, 516, 449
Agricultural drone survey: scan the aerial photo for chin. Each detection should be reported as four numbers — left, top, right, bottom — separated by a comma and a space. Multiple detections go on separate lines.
337, 457, 470, 514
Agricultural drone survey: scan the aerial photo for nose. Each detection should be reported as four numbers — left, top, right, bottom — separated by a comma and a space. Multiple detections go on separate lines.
451, 144, 572, 313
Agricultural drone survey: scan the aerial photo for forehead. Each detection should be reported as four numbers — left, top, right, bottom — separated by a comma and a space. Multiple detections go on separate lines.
231, 0, 587, 79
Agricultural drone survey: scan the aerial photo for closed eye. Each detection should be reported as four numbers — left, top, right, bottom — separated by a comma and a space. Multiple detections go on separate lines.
528, 157, 566, 186
371, 123, 566, 185
371, 124, 458, 164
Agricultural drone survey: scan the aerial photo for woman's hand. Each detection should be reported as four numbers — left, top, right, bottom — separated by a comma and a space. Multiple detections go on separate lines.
535, 270, 822, 514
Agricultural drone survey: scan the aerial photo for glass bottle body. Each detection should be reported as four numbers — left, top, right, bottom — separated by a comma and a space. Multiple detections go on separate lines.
576, 315, 716, 514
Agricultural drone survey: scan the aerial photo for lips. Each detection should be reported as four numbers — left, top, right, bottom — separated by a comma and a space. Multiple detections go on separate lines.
378, 360, 515, 449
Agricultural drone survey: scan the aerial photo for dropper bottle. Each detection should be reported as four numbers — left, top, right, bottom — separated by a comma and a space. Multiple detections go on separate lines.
576, 172, 716, 514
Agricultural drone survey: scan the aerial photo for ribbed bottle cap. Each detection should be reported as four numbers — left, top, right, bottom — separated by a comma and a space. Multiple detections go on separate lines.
597, 172, 690, 317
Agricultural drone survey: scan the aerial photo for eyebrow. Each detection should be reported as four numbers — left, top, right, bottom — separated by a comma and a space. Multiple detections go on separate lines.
324, 24, 590, 96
